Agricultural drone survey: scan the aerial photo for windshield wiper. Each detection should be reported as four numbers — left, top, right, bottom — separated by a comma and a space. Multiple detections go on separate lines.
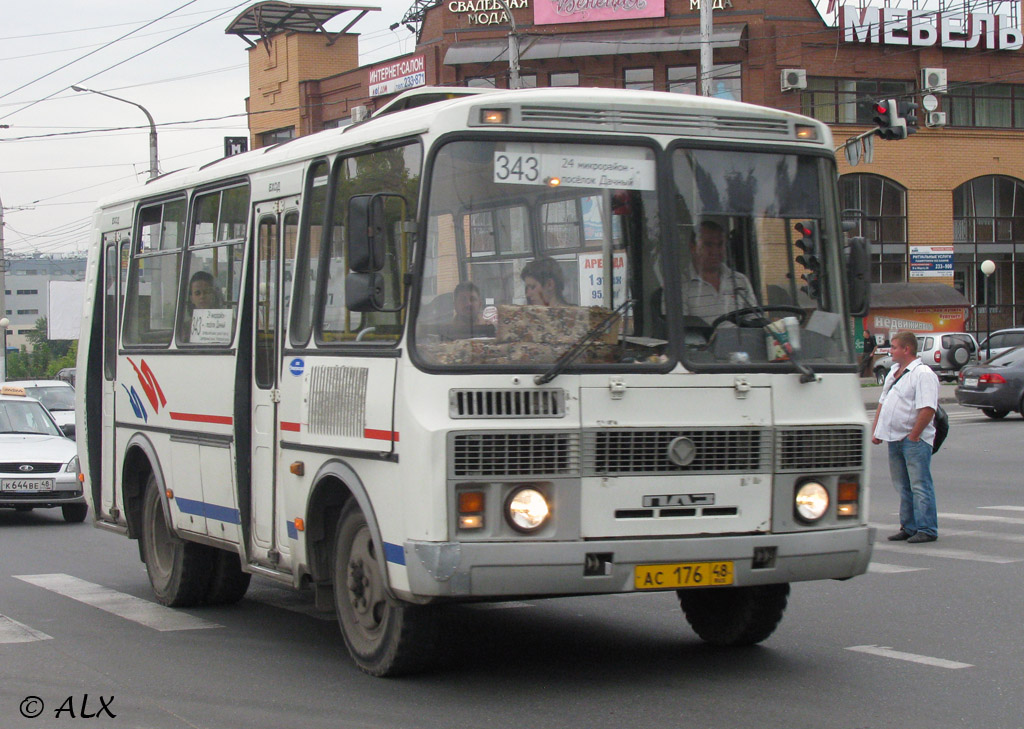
534, 298, 634, 386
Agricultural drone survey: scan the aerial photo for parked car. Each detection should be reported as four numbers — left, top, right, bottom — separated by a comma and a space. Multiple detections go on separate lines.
0, 385, 87, 522
978, 327, 1024, 362
872, 354, 894, 385
955, 346, 1024, 419
9, 380, 77, 439
871, 332, 979, 384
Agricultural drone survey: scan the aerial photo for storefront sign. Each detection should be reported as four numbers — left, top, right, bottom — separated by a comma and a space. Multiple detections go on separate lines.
909, 245, 955, 280
534, 0, 664, 26
869, 307, 967, 333
368, 55, 426, 97
687, 0, 734, 9
839, 5, 1023, 51
449, 0, 529, 26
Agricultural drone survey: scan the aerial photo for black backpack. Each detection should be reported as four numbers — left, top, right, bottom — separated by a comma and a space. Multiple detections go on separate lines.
932, 404, 949, 454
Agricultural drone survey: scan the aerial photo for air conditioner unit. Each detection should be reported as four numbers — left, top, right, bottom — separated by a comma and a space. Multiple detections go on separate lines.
925, 111, 947, 127
781, 69, 807, 92
921, 67, 947, 93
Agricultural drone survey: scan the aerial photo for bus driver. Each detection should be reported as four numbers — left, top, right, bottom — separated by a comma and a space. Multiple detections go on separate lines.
683, 220, 756, 324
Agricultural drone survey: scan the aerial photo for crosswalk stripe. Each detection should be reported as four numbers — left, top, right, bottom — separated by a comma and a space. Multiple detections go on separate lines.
0, 613, 52, 644
940, 511, 1024, 526
978, 505, 1024, 512
14, 574, 222, 632
939, 528, 1024, 544
872, 543, 1021, 564
846, 645, 973, 670
867, 562, 929, 573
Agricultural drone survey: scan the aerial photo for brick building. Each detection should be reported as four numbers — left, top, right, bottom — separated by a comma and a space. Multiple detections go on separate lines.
231, 0, 1024, 335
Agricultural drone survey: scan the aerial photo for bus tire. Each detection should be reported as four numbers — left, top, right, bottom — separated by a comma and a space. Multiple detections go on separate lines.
140, 476, 214, 607
204, 550, 251, 606
677, 583, 789, 646
333, 500, 437, 677
62, 503, 89, 523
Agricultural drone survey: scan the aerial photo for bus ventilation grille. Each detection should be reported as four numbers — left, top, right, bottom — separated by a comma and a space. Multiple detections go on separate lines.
451, 431, 579, 477
518, 106, 792, 138
582, 428, 771, 475
449, 389, 565, 419
776, 427, 864, 472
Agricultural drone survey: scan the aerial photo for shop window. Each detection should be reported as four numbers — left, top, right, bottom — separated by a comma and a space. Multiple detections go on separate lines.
550, 72, 579, 87
839, 174, 907, 244
467, 77, 496, 88
802, 78, 913, 124
519, 74, 538, 88
708, 64, 742, 101
953, 175, 1024, 243
624, 68, 654, 90
947, 83, 1024, 128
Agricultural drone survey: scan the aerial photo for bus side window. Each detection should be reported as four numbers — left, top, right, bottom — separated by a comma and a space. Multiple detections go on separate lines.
122, 199, 185, 347
317, 142, 421, 344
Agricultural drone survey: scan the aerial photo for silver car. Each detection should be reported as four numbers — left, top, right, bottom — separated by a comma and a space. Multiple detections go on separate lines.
0, 386, 87, 522
978, 328, 1024, 362
13, 379, 77, 439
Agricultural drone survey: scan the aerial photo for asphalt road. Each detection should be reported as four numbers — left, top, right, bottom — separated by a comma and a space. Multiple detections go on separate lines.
2, 403, 1022, 729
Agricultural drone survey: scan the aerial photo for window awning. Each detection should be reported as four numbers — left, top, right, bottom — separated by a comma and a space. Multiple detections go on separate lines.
872, 283, 970, 309
226, 2, 380, 48
444, 24, 747, 66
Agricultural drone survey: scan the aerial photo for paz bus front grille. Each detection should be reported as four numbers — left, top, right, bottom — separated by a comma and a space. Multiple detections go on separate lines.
776, 427, 864, 472
450, 432, 579, 477
582, 428, 772, 475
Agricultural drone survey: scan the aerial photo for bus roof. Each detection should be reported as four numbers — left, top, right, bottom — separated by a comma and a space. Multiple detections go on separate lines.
94, 86, 832, 211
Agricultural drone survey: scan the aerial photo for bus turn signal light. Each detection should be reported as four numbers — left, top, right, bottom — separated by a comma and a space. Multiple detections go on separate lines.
458, 491, 485, 514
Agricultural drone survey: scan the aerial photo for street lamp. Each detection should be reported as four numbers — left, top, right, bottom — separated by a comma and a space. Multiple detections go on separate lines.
0, 317, 9, 383
72, 85, 159, 180
980, 259, 995, 360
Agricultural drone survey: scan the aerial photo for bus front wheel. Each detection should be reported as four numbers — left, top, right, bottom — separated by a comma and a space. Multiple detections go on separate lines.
140, 476, 213, 607
333, 500, 437, 676
677, 583, 790, 646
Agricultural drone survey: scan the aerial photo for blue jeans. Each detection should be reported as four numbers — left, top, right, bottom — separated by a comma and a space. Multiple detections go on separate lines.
887, 438, 938, 537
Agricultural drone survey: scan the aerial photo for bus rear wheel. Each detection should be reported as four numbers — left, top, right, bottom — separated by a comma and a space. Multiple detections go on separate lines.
333, 500, 437, 676
140, 476, 214, 607
677, 583, 790, 646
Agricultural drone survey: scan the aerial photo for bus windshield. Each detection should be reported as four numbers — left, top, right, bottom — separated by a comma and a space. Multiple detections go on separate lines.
414, 138, 852, 370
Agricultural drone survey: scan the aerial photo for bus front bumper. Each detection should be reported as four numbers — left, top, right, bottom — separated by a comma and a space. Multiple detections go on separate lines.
402, 525, 876, 598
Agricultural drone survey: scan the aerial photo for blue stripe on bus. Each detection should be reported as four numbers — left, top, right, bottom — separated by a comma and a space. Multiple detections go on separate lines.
287, 520, 298, 539
173, 496, 242, 525
383, 542, 406, 565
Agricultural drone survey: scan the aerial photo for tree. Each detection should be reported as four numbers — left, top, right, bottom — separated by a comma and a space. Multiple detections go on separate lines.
5, 317, 76, 380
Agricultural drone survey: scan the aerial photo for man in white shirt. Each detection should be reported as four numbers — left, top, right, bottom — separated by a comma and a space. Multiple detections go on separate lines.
683, 221, 757, 324
871, 331, 940, 543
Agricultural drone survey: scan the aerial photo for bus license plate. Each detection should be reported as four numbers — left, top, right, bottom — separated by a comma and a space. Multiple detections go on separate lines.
634, 561, 734, 590
1, 479, 55, 492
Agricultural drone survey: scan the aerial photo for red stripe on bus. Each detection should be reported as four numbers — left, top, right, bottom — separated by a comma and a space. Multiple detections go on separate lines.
364, 428, 399, 442
280, 421, 301, 432
169, 412, 234, 425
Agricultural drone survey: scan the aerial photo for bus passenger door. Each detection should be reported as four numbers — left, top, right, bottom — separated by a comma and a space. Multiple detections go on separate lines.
100, 234, 128, 519
250, 199, 297, 568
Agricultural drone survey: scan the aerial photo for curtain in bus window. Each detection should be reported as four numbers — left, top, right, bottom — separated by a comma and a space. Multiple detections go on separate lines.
177, 184, 248, 346
317, 143, 421, 344
122, 199, 185, 346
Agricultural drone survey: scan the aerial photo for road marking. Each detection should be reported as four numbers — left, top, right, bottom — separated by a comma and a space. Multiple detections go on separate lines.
0, 614, 52, 644
939, 528, 1024, 544
867, 562, 928, 574
978, 505, 1024, 512
940, 511, 1024, 526
846, 645, 973, 670
465, 601, 534, 610
14, 574, 222, 632
872, 543, 1021, 564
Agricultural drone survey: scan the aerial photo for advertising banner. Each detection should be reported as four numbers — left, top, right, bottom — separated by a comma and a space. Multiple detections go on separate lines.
369, 55, 426, 98
869, 307, 967, 334
534, 0, 665, 26
909, 244, 954, 280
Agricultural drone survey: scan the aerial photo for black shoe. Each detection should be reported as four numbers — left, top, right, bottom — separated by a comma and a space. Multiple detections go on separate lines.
907, 532, 937, 543
887, 530, 911, 541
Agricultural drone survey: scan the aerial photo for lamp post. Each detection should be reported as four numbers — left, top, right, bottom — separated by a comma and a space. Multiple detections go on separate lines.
0, 317, 9, 383
72, 85, 159, 180
980, 259, 995, 360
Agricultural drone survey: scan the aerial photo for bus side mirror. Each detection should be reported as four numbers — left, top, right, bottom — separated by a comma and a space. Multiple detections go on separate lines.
845, 235, 871, 317
348, 194, 387, 273
346, 272, 385, 312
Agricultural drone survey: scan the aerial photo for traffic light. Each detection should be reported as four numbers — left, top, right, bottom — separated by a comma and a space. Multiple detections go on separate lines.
872, 98, 906, 140
794, 221, 822, 300
899, 99, 919, 135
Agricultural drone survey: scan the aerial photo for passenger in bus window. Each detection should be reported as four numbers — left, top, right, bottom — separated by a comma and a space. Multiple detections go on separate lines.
183, 270, 224, 341
521, 258, 569, 307
437, 281, 495, 340
683, 220, 756, 324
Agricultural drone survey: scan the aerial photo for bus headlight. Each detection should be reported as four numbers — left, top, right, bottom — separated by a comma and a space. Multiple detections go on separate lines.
794, 481, 829, 523
505, 487, 550, 532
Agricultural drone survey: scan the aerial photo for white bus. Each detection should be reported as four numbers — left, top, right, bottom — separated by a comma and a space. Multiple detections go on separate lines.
78, 86, 875, 676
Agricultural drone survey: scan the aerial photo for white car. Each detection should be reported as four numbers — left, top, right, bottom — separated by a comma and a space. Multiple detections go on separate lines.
13, 379, 77, 439
0, 385, 87, 522
979, 328, 1024, 362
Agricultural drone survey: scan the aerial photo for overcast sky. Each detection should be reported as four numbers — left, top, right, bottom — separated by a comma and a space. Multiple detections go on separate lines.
0, 1, 413, 256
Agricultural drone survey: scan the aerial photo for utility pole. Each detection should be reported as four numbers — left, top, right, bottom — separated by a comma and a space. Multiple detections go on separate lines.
700, 0, 713, 96
493, 0, 522, 89
0, 188, 6, 382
